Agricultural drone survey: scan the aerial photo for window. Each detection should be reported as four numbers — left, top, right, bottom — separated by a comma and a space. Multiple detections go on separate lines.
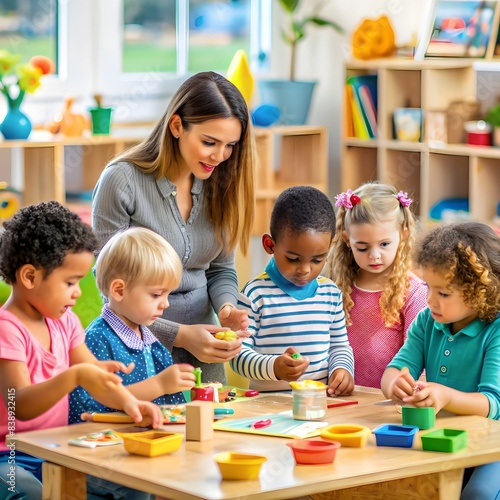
95, 0, 267, 98
0, 0, 268, 122
0, 0, 57, 66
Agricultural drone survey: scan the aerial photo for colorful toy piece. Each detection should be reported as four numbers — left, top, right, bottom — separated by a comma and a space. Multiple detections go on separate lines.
193, 367, 202, 387
401, 406, 435, 430
372, 424, 418, 448
291, 353, 301, 360
214, 330, 238, 341
421, 428, 468, 453
320, 424, 371, 448
226, 49, 254, 105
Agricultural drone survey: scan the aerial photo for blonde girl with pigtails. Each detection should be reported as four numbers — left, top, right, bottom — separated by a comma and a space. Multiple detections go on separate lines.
326, 182, 427, 388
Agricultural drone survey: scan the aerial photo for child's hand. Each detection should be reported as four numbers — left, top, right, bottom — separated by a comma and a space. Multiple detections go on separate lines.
96, 360, 135, 375
402, 381, 449, 413
122, 399, 164, 428
75, 363, 123, 394
218, 304, 249, 332
328, 368, 354, 396
389, 367, 418, 404
160, 363, 196, 394
273, 347, 310, 381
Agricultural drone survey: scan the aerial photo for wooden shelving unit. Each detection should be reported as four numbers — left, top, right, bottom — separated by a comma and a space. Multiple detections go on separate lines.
0, 129, 148, 206
253, 125, 328, 234
342, 58, 500, 227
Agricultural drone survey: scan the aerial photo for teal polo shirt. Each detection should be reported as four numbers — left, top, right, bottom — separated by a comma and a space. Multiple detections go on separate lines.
387, 308, 500, 420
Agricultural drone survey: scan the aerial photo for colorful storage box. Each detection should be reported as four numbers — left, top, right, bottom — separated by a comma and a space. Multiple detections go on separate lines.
421, 428, 468, 453
214, 452, 267, 480
118, 430, 183, 457
286, 439, 340, 465
372, 424, 418, 448
320, 424, 371, 447
401, 406, 435, 430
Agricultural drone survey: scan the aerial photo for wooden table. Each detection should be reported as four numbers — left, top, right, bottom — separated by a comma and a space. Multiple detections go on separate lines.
14, 387, 500, 499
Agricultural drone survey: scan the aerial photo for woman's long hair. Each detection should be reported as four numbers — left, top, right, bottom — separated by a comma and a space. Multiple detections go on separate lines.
111, 71, 256, 255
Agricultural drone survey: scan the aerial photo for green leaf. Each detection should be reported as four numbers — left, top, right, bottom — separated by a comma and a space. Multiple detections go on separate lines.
308, 17, 343, 33
278, 0, 300, 15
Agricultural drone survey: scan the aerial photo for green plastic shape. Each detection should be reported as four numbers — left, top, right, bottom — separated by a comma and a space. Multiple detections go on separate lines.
421, 428, 468, 453
401, 406, 435, 430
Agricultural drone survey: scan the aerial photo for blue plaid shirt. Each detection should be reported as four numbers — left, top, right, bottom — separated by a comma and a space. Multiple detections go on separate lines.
69, 305, 185, 424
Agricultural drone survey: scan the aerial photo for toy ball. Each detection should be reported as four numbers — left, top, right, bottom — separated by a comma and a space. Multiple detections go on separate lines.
251, 104, 281, 127
0, 182, 20, 221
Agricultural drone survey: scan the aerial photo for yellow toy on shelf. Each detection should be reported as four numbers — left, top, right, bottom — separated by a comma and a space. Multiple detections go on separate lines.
226, 49, 254, 105
352, 15, 396, 60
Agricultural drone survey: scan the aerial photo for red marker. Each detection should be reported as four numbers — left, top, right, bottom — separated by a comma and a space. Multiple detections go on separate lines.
327, 400, 358, 409
251, 419, 272, 429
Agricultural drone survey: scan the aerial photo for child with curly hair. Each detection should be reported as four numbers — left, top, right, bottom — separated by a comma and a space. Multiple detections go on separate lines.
0, 202, 162, 500
326, 182, 427, 388
230, 186, 354, 394
381, 222, 500, 499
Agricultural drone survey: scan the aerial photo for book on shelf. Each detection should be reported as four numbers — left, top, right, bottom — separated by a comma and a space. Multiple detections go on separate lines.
345, 74, 378, 139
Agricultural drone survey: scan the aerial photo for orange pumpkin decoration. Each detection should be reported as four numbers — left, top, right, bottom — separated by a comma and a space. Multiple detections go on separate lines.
352, 15, 396, 60
59, 97, 89, 137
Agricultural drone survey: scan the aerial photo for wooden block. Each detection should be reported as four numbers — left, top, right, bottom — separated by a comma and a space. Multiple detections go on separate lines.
186, 401, 213, 442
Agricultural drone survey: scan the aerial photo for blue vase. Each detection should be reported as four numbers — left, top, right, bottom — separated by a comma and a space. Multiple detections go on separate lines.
1, 105, 32, 140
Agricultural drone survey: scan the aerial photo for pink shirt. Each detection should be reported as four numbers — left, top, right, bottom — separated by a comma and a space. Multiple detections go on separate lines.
0, 308, 84, 451
348, 274, 427, 388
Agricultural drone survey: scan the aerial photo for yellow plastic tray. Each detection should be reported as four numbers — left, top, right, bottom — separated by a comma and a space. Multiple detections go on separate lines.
214, 452, 267, 480
117, 430, 183, 457
320, 424, 371, 447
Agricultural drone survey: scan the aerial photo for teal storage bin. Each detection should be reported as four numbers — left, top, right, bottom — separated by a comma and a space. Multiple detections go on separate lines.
402, 406, 435, 430
421, 428, 468, 453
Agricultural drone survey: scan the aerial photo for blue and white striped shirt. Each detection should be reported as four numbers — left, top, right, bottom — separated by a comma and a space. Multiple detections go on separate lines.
230, 261, 354, 392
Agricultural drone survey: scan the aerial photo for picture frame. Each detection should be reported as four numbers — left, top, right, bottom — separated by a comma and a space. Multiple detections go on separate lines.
415, 1, 500, 59
393, 108, 423, 142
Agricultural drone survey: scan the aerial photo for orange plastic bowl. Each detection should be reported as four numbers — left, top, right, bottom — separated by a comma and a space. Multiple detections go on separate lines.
286, 439, 340, 465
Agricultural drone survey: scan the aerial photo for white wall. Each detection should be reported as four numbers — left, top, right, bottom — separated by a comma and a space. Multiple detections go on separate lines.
269, 0, 431, 196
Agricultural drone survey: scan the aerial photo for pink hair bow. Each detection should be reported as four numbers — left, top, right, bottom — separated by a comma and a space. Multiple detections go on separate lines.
335, 189, 361, 209
396, 191, 413, 208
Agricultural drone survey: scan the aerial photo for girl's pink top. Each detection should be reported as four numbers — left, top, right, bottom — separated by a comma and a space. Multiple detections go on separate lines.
348, 273, 427, 388
0, 308, 84, 451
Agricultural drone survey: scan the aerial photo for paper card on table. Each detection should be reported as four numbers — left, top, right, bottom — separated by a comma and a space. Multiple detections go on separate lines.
212, 413, 328, 439
68, 429, 122, 448
89, 404, 186, 424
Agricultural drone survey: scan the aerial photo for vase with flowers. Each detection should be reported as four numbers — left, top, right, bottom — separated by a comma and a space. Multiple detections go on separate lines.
0, 50, 54, 140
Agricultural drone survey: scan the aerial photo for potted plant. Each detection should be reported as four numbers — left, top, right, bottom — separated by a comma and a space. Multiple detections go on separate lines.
484, 102, 500, 146
258, 0, 343, 125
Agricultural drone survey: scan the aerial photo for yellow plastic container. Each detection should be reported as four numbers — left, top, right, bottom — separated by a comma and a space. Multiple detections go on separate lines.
118, 430, 183, 457
320, 424, 371, 447
214, 452, 267, 480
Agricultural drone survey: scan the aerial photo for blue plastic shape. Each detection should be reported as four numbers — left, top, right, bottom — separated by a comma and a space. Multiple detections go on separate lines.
251, 104, 281, 127
429, 198, 469, 220
372, 424, 418, 448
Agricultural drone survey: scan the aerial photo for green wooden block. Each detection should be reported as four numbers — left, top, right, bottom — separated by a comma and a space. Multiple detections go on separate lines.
402, 406, 435, 430
421, 428, 468, 453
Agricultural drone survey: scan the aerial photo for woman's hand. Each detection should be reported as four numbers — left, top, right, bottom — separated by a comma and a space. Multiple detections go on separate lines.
218, 303, 249, 331
175, 324, 245, 363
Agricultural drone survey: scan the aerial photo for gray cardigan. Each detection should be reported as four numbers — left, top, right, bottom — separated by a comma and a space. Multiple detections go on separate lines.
92, 161, 239, 382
